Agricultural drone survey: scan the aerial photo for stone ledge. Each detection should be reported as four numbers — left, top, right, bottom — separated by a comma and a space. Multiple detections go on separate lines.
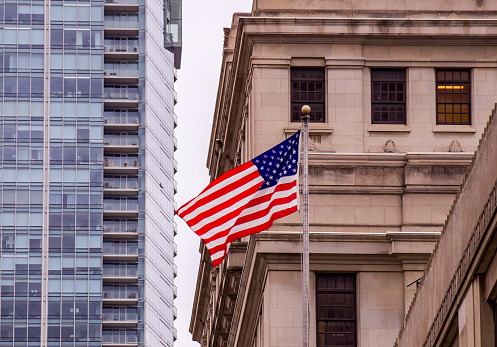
432, 124, 476, 133
284, 127, 333, 135
368, 124, 411, 133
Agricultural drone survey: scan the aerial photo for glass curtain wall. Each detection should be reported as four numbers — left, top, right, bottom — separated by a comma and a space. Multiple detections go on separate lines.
0, 0, 104, 345
48, 0, 104, 346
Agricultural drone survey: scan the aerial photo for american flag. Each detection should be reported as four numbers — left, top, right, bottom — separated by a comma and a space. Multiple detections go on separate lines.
176, 131, 300, 267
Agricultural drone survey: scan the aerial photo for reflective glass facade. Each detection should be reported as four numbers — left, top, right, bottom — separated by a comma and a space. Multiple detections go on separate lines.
0, 0, 179, 344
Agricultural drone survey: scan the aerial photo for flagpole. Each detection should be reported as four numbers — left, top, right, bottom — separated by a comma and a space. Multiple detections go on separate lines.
301, 105, 311, 347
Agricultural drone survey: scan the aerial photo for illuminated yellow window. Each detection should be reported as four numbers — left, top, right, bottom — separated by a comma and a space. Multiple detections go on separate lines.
436, 69, 471, 125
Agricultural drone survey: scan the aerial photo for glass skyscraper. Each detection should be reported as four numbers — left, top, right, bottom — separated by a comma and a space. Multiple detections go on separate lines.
0, 0, 181, 345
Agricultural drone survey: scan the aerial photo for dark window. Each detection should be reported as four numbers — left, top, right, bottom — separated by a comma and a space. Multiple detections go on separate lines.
436, 69, 471, 125
371, 69, 406, 124
316, 274, 356, 347
291, 67, 325, 122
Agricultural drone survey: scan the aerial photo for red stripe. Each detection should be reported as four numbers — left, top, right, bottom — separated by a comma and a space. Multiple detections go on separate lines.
207, 205, 298, 256
244, 180, 297, 209
183, 175, 262, 229
176, 161, 254, 215
227, 205, 298, 243
211, 255, 224, 268
200, 189, 296, 242
178, 167, 261, 219
201, 182, 296, 245
235, 192, 297, 226
193, 183, 262, 238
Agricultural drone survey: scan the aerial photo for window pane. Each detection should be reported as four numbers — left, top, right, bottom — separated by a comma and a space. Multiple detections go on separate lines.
371, 69, 406, 124
316, 274, 356, 347
290, 67, 325, 123
436, 69, 471, 125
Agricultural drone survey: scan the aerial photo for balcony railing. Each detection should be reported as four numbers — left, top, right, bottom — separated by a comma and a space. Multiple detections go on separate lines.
104, 38, 138, 53
104, 176, 138, 190
104, 198, 138, 211
105, 0, 139, 5
102, 330, 137, 344
104, 113, 139, 125
104, 14, 138, 28
104, 62, 138, 77
103, 220, 138, 234
104, 156, 138, 168
104, 134, 139, 147
103, 242, 138, 256
103, 263, 138, 278
102, 308, 138, 322
103, 285, 138, 299
104, 86, 138, 101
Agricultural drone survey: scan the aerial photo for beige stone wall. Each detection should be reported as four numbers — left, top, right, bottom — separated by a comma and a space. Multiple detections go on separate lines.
358, 272, 405, 347
250, 43, 497, 156
262, 271, 312, 347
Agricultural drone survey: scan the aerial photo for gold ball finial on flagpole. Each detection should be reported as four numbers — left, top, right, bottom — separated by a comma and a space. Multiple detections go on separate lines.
301, 105, 311, 115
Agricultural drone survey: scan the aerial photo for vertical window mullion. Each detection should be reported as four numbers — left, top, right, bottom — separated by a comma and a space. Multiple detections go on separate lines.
371, 69, 406, 124
316, 274, 356, 347
290, 67, 325, 123
436, 69, 471, 125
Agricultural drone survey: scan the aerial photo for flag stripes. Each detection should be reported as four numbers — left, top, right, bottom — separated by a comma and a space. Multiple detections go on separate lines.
176, 131, 300, 267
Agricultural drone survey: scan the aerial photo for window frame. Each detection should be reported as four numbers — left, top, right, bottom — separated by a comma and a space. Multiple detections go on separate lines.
290, 67, 326, 123
436, 69, 471, 125
370, 68, 407, 125
316, 273, 357, 347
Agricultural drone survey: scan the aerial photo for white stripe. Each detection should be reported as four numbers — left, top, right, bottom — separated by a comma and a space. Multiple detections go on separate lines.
181, 175, 264, 224
202, 175, 297, 247
210, 249, 225, 262
237, 186, 297, 219
189, 190, 256, 236
177, 164, 259, 214
205, 194, 297, 250
193, 175, 294, 235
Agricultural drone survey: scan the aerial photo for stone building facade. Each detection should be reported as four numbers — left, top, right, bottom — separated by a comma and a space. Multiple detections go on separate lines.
189, 1, 497, 346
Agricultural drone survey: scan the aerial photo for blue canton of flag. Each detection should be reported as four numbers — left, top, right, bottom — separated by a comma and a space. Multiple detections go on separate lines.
252, 131, 300, 189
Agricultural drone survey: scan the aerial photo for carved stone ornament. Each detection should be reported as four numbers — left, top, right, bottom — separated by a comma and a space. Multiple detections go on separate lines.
448, 140, 463, 152
383, 139, 397, 153
309, 137, 318, 151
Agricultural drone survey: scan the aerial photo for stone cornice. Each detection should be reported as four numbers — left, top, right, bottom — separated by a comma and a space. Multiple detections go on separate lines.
307, 152, 474, 166
252, 10, 497, 18
237, 16, 497, 44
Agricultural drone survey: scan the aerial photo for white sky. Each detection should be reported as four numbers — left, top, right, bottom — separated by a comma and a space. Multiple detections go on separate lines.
173, 1, 253, 346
